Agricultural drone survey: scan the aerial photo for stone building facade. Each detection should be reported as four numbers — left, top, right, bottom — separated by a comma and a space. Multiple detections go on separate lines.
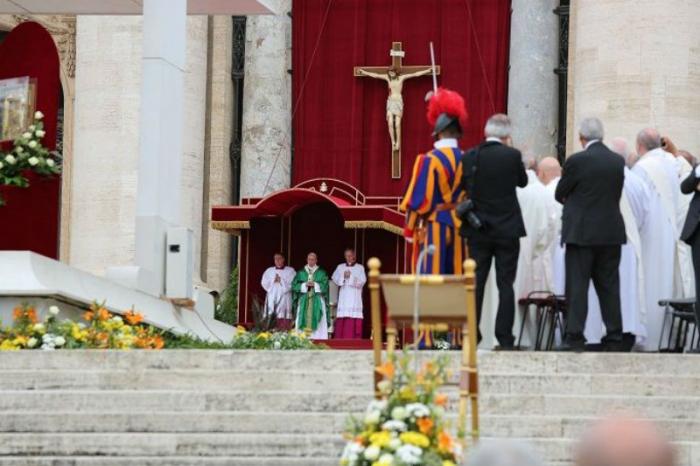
2, 0, 699, 294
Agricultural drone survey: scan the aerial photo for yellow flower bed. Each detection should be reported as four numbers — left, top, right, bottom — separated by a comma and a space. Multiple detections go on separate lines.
0, 303, 163, 351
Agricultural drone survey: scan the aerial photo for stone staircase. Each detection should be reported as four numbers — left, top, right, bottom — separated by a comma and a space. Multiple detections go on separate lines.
0, 351, 699, 465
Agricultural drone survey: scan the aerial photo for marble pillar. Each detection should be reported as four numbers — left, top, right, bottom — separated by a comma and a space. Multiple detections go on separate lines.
507, 0, 559, 159
71, 14, 208, 288
567, 0, 700, 155
240, 0, 292, 198
202, 16, 234, 292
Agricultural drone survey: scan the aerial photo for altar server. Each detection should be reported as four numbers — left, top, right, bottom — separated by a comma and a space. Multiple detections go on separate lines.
260, 253, 296, 330
632, 128, 680, 350
400, 88, 467, 274
292, 252, 330, 339
331, 248, 367, 339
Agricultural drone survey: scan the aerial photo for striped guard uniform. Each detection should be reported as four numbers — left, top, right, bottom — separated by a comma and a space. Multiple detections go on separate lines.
400, 138, 465, 275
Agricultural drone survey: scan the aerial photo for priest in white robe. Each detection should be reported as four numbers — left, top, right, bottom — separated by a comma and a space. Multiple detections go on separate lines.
631, 128, 680, 350
260, 253, 296, 330
516, 167, 557, 296
539, 157, 565, 296
666, 141, 696, 299
331, 248, 366, 339
585, 138, 649, 349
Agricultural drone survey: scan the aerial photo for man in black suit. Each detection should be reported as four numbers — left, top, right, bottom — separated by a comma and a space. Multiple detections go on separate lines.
555, 117, 626, 351
680, 158, 700, 353
459, 114, 528, 349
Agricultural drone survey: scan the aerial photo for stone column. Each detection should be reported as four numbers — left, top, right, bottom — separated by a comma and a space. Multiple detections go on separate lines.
240, 0, 292, 198
71, 13, 208, 289
567, 0, 700, 155
507, 0, 559, 159
201, 16, 234, 292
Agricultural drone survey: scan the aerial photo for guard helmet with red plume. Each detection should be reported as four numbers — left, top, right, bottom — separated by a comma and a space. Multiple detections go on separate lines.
426, 87, 468, 137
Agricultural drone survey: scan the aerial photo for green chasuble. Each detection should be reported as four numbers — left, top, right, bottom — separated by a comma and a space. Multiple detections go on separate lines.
292, 266, 330, 332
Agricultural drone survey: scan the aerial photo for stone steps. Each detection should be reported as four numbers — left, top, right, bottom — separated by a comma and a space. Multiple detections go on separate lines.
1, 351, 699, 465
3, 389, 698, 418
1, 412, 700, 441
0, 457, 340, 466
0, 350, 698, 375
0, 369, 697, 396
0, 435, 697, 465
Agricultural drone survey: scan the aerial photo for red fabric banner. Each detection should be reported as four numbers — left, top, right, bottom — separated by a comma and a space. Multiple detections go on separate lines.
0, 21, 61, 259
292, 0, 512, 196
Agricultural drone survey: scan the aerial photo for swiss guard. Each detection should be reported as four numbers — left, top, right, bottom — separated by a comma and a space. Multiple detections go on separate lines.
400, 87, 468, 275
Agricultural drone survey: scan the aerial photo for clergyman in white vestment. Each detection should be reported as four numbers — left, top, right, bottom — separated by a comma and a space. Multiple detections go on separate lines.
260, 253, 296, 330
331, 248, 367, 339
631, 128, 680, 350
539, 157, 565, 297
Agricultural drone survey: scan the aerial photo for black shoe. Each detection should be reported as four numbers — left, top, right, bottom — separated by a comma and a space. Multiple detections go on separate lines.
494, 344, 517, 351
603, 341, 625, 352
555, 341, 585, 352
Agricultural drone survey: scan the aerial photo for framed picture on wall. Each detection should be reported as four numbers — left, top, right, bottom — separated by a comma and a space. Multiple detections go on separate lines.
0, 76, 37, 142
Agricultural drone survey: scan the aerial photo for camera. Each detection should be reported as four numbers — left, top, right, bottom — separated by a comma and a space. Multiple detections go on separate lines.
456, 199, 483, 230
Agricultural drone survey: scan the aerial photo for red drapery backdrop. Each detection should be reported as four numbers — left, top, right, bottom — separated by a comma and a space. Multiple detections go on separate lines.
292, 0, 512, 196
0, 21, 61, 259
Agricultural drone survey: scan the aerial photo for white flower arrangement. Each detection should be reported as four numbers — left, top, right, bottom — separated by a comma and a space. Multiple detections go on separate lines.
0, 113, 62, 206
341, 354, 461, 466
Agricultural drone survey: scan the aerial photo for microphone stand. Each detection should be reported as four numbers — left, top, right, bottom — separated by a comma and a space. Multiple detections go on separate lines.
413, 244, 435, 371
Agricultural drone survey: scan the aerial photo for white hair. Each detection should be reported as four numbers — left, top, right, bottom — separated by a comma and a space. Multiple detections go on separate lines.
484, 114, 512, 139
609, 137, 630, 159
636, 127, 662, 152
467, 440, 543, 466
579, 117, 604, 142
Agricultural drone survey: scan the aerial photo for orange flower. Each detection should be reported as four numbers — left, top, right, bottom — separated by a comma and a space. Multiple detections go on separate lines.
152, 336, 164, 349
124, 310, 144, 326
26, 308, 37, 323
83, 311, 94, 322
438, 430, 453, 452
417, 417, 434, 435
375, 361, 395, 380
97, 308, 112, 321
12, 307, 22, 321
435, 393, 448, 407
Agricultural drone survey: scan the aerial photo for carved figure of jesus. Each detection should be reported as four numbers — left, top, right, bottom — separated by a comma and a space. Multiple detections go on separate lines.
357, 67, 433, 152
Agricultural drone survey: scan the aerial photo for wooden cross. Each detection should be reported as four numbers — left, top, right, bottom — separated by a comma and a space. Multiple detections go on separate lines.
355, 42, 440, 179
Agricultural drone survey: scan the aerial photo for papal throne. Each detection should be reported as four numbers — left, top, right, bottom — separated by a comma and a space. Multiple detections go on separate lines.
367, 258, 480, 444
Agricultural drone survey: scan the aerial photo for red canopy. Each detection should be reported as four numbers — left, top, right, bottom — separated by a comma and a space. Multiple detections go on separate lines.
211, 179, 404, 235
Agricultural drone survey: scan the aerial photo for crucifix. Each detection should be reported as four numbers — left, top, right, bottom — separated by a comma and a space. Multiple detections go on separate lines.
354, 42, 440, 179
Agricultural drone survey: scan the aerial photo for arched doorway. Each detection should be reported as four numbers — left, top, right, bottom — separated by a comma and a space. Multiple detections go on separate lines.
0, 21, 62, 259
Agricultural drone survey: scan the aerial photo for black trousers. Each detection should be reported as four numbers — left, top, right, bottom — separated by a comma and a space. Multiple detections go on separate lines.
564, 244, 623, 343
469, 237, 520, 346
689, 230, 700, 332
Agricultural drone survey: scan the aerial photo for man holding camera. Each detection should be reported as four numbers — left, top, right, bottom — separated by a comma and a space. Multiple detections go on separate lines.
458, 114, 528, 349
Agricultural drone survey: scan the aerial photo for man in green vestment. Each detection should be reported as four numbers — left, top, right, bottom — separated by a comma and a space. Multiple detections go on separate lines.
292, 252, 330, 339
